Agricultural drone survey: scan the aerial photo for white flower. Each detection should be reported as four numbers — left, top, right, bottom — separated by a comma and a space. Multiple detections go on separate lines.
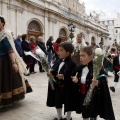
36, 49, 41, 55
117, 71, 120, 76
94, 56, 98, 59
24, 51, 29, 56
95, 48, 103, 55
36, 48, 45, 57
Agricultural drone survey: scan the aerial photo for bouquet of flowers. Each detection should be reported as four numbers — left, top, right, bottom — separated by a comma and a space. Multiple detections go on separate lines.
36, 47, 56, 90
83, 48, 103, 106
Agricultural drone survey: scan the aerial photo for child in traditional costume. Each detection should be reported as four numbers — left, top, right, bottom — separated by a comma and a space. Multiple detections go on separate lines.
72, 46, 115, 120
46, 42, 77, 120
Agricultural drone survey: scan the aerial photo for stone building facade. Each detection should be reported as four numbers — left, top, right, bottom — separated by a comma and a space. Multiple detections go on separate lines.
0, 0, 109, 45
99, 12, 120, 45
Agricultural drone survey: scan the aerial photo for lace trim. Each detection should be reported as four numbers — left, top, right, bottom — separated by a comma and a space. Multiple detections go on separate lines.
0, 32, 6, 42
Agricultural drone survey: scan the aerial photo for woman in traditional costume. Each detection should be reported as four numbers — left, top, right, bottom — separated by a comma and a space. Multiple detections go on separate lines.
72, 34, 86, 66
0, 16, 32, 108
103, 46, 113, 74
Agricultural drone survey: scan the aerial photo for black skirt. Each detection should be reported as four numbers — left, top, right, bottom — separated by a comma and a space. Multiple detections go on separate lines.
0, 55, 25, 108
76, 92, 98, 118
47, 82, 64, 109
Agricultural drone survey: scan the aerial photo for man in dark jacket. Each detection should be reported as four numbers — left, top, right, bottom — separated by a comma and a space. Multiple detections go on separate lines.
46, 36, 54, 65
14, 35, 23, 57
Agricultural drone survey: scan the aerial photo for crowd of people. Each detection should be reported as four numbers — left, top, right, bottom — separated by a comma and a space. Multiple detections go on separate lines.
0, 15, 119, 120
14, 34, 62, 74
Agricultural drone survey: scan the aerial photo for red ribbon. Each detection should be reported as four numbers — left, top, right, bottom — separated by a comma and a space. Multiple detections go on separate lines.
80, 84, 86, 94
115, 66, 120, 70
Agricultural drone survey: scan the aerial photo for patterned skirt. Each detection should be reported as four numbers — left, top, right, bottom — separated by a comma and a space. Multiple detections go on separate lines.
0, 55, 25, 108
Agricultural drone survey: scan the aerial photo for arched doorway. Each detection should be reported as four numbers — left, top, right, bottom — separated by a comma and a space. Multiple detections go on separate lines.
27, 20, 43, 39
59, 28, 67, 42
91, 36, 95, 45
100, 37, 104, 45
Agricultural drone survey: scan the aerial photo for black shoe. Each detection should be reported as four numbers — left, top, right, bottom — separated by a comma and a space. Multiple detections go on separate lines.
54, 118, 62, 120
110, 86, 115, 92
40, 70, 45, 72
30, 72, 37, 74
24, 73, 30, 76
63, 118, 72, 120
90, 118, 96, 120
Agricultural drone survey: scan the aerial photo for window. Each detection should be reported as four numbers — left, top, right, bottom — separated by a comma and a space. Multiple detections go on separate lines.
59, 28, 67, 36
109, 21, 113, 25
28, 21, 41, 31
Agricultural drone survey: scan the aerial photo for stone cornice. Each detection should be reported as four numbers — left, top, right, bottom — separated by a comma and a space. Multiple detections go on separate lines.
23, 0, 108, 35
7, 4, 24, 13
23, 0, 85, 24
48, 17, 57, 24
0, 0, 24, 13
1, 0, 108, 36
85, 19, 109, 35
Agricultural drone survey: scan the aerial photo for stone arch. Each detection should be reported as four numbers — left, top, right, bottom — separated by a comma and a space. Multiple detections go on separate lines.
101, 37, 103, 42
27, 18, 44, 39
28, 21, 41, 31
100, 37, 104, 45
91, 36, 95, 42
91, 36, 96, 45
59, 27, 68, 41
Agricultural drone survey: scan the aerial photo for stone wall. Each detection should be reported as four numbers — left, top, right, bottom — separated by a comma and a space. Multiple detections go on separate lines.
0, 0, 109, 45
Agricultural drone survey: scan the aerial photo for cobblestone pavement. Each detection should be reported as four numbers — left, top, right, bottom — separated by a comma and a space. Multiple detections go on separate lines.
0, 65, 120, 120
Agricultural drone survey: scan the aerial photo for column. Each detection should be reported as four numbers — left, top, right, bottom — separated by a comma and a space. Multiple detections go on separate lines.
16, 10, 22, 36
10, 10, 16, 36
49, 19, 52, 36
44, 11, 49, 42
52, 19, 58, 41
1, 2, 7, 18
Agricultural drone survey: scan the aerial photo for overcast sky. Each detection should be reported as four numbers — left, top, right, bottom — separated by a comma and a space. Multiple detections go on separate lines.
80, 0, 120, 16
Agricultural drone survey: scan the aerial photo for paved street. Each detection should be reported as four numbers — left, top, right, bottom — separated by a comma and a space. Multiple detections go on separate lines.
0, 65, 120, 120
